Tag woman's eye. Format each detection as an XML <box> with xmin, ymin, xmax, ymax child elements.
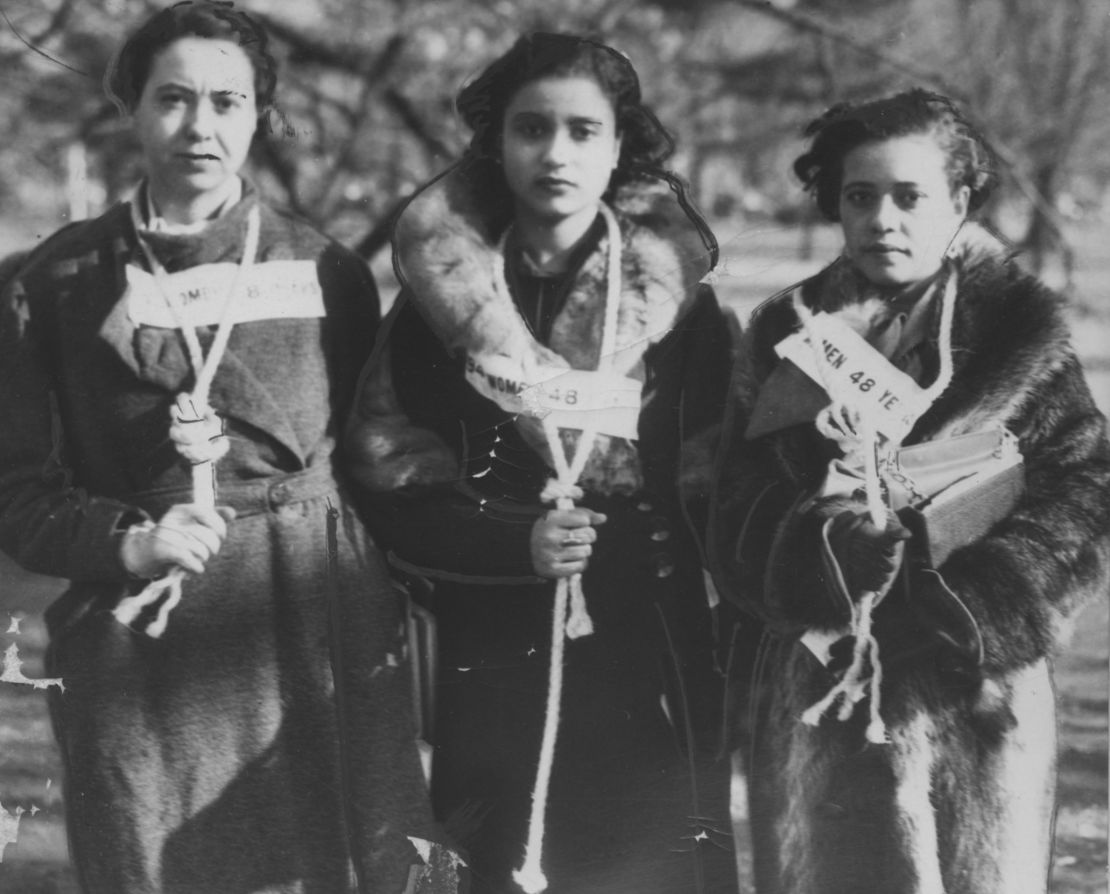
<box><xmin>159</xmin><ymin>93</ymin><xmax>187</xmax><ymax>108</ymax></box>
<box><xmin>513</xmin><ymin>119</ymin><xmax>547</xmax><ymax>139</ymax></box>
<box><xmin>896</xmin><ymin>190</ymin><xmax>925</xmax><ymax>210</ymax></box>
<box><xmin>844</xmin><ymin>190</ymin><xmax>873</xmax><ymax>208</ymax></box>
<box><xmin>571</xmin><ymin>125</ymin><xmax>598</xmax><ymax>141</ymax></box>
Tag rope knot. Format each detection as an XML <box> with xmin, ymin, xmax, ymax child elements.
<box><xmin>539</xmin><ymin>479</ymin><xmax>582</xmax><ymax>507</ymax></box>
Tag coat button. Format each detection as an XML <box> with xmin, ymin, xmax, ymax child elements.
<box><xmin>651</xmin><ymin>529</ymin><xmax>670</xmax><ymax>542</ymax></box>
<box><xmin>636</xmin><ymin>501</ymin><xmax>653</xmax><ymax>513</ymax></box>
<box><xmin>652</xmin><ymin>553</ymin><xmax>675</xmax><ymax>579</ymax></box>
<box><xmin>269</xmin><ymin>481</ymin><xmax>289</xmax><ymax>507</ymax></box>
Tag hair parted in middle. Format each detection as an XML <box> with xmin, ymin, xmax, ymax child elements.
<box><xmin>419</xmin><ymin>31</ymin><xmax>717</xmax><ymax>267</ymax></box>
<box><xmin>793</xmin><ymin>88</ymin><xmax>998</xmax><ymax>222</ymax></box>
<box><xmin>456</xmin><ymin>32</ymin><xmax>675</xmax><ymax>190</ymax></box>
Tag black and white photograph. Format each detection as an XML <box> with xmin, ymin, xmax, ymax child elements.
<box><xmin>0</xmin><ymin>1</ymin><xmax>1106</xmax><ymax>892</ymax></box>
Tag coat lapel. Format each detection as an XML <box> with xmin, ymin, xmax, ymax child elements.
<box><xmin>90</xmin><ymin>202</ymin><xmax>310</xmax><ymax>463</ymax></box>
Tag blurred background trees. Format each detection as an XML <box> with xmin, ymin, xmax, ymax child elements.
<box><xmin>1</xmin><ymin>0</ymin><xmax>1107</xmax><ymax>289</ymax></box>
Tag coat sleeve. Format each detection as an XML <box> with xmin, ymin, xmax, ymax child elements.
<box><xmin>709</xmin><ymin>297</ymin><xmax>845</xmax><ymax>632</ymax></box>
<box><xmin>934</xmin><ymin>351</ymin><xmax>1110</xmax><ymax>674</ymax></box>
<box><xmin>0</xmin><ymin>257</ymin><xmax>145</xmax><ymax>583</ymax></box>
<box><xmin>345</xmin><ymin>299</ymin><xmax>542</xmax><ymax>582</ymax></box>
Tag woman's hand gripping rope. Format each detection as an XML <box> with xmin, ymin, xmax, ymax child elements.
<box><xmin>530</xmin><ymin>487</ymin><xmax>607</xmax><ymax>580</ymax></box>
<box><xmin>113</xmin><ymin>396</ymin><xmax>235</xmax><ymax>637</ymax></box>
<box><xmin>805</xmin><ymin>403</ymin><xmax>901</xmax><ymax>743</ymax></box>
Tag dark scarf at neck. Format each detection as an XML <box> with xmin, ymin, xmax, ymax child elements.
<box><xmin>134</xmin><ymin>181</ymin><xmax>261</xmax><ymax>272</ymax></box>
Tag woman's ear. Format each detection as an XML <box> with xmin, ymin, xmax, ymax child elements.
<box><xmin>952</xmin><ymin>184</ymin><xmax>971</xmax><ymax>219</ymax></box>
<box><xmin>611</xmin><ymin>133</ymin><xmax>623</xmax><ymax>170</ymax></box>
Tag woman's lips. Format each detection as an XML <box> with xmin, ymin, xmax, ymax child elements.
<box><xmin>535</xmin><ymin>177</ymin><xmax>574</xmax><ymax>192</ymax></box>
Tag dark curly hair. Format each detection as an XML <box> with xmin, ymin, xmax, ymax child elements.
<box><xmin>454</xmin><ymin>32</ymin><xmax>675</xmax><ymax>214</ymax></box>
<box><xmin>105</xmin><ymin>0</ymin><xmax>277</xmax><ymax>121</ymax></box>
<box><xmin>793</xmin><ymin>89</ymin><xmax>997</xmax><ymax>221</ymax></box>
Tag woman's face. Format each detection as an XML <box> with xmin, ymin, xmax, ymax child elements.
<box><xmin>132</xmin><ymin>37</ymin><xmax>258</xmax><ymax>211</ymax></box>
<box><xmin>500</xmin><ymin>76</ymin><xmax>622</xmax><ymax>228</ymax></box>
<box><xmin>839</xmin><ymin>134</ymin><xmax>970</xmax><ymax>287</ymax></box>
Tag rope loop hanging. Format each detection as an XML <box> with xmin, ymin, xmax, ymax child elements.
<box><xmin>792</xmin><ymin>266</ymin><xmax>959</xmax><ymax>743</ymax></box>
<box><xmin>112</xmin><ymin>201</ymin><xmax>261</xmax><ymax>638</ymax></box>
<box><xmin>512</xmin><ymin>202</ymin><xmax>622</xmax><ymax>894</ymax></box>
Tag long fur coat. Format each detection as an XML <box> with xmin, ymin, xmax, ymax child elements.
<box><xmin>710</xmin><ymin>224</ymin><xmax>1110</xmax><ymax>894</ymax></box>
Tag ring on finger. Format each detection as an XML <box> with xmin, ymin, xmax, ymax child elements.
<box><xmin>561</xmin><ymin>535</ymin><xmax>583</xmax><ymax>547</ymax></box>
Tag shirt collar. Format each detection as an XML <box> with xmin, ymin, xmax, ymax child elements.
<box><xmin>140</xmin><ymin>178</ymin><xmax>244</xmax><ymax>235</ymax></box>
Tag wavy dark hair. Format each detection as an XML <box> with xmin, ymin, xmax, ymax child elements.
<box><xmin>104</xmin><ymin>0</ymin><xmax>277</xmax><ymax>124</ymax></box>
<box><xmin>453</xmin><ymin>33</ymin><xmax>677</xmax><ymax>220</ymax></box>
<box><xmin>793</xmin><ymin>88</ymin><xmax>998</xmax><ymax>221</ymax></box>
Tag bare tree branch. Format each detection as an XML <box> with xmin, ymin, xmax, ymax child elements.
<box><xmin>730</xmin><ymin>0</ymin><xmax>972</xmax><ymax>103</ymax></box>
<box><xmin>31</xmin><ymin>0</ymin><xmax>77</xmax><ymax>45</ymax></box>
<box><xmin>383</xmin><ymin>88</ymin><xmax>457</xmax><ymax>161</ymax></box>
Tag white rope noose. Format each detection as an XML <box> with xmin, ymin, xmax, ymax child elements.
<box><xmin>794</xmin><ymin>267</ymin><xmax>959</xmax><ymax>743</ymax></box>
<box><xmin>512</xmin><ymin>203</ymin><xmax>623</xmax><ymax>894</ymax></box>
<box><xmin>112</xmin><ymin>203</ymin><xmax>262</xmax><ymax>638</ymax></box>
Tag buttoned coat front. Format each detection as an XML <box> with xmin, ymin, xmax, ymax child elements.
<box><xmin>346</xmin><ymin>168</ymin><xmax>737</xmax><ymax>894</ymax></box>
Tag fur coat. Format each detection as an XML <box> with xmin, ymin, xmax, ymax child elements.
<box><xmin>345</xmin><ymin>167</ymin><xmax>738</xmax><ymax>893</ymax></box>
<box><xmin>710</xmin><ymin>224</ymin><xmax>1110</xmax><ymax>894</ymax></box>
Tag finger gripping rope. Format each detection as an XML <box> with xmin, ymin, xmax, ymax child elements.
<box><xmin>538</xmin><ymin>480</ymin><xmax>594</xmax><ymax>640</ymax></box>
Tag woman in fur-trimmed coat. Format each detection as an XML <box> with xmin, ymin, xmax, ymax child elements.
<box><xmin>346</xmin><ymin>32</ymin><xmax>736</xmax><ymax>894</ymax></box>
<box><xmin>710</xmin><ymin>90</ymin><xmax>1110</xmax><ymax>894</ymax></box>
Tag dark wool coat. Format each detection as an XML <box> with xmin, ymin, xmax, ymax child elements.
<box><xmin>346</xmin><ymin>168</ymin><xmax>738</xmax><ymax>894</ymax></box>
<box><xmin>710</xmin><ymin>225</ymin><xmax>1110</xmax><ymax>894</ymax></box>
<box><xmin>0</xmin><ymin>193</ymin><xmax>447</xmax><ymax>894</ymax></box>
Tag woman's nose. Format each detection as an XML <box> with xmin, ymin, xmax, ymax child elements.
<box><xmin>184</xmin><ymin>101</ymin><xmax>215</xmax><ymax>139</ymax></box>
<box><xmin>541</xmin><ymin>130</ymin><xmax>571</xmax><ymax>166</ymax></box>
<box><xmin>870</xmin><ymin>195</ymin><xmax>898</xmax><ymax>231</ymax></box>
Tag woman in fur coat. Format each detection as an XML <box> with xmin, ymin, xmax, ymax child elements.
<box><xmin>710</xmin><ymin>89</ymin><xmax>1110</xmax><ymax>894</ymax></box>
<box><xmin>0</xmin><ymin>4</ymin><xmax>446</xmax><ymax>891</ymax></box>
<box><xmin>346</xmin><ymin>32</ymin><xmax>736</xmax><ymax>894</ymax></box>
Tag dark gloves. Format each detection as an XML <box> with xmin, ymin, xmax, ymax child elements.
<box><xmin>822</xmin><ymin>508</ymin><xmax>911</xmax><ymax>596</ymax></box>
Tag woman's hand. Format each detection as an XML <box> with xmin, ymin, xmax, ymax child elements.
<box><xmin>120</xmin><ymin>504</ymin><xmax>237</xmax><ymax>579</ymax></box>
<box><xmin>531</xmin><ymin>507</ymin><xmax>607</xmax><ymax>579</ymax></box>
<box><xmin>825</xmin><ymin>508</ymin><xmax>910</xmax><ymax>595</ymax></box>
<box><xmin>168</xmin><ymin>394</ymin><xmax>229</xmax><ymax>465</ymax></box>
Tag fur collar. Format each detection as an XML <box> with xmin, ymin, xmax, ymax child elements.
<box><xmin>392</xmin><ymin>164</ymin><xmax>713</xmax><ymax>380</ymax></box>
<box><xmin>352</xmin><ymin>167</ymin><xmax>713</xmax><ymax>496</ymax></box>
<box><xmin>740</xmin><ymin>222</ymin><xmax>1078</xmax><ymax>445</ymax></box>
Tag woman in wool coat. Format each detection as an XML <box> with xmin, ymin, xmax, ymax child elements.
<box><xmin>710</xmin><ymin>88</ymin><xmax>1110</xmax><ymax>894</ymax></box>
<box><xmin>346</xmin><ymin>31</ymin><xmax>737</xmax><ymax>894</ymax></box>
<box><xmin>0</xmin><ymin>4</ymin><xmax>448</xmax><ymax>891</ymax></box>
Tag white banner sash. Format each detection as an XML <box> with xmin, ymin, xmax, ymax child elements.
<box><xmin>127</xmin><ymin>260</ymin><xmax>325</xmax><ymax>328</ymax></box>
<box><xmin>775</xmin><ymin>311</ymin><xmax>931</xmax><ymax>441</ymax></box>
<box><xmin>465</xmin><ymin>353</ymin><xmax>642</xmax><ymax>441</ymax></box>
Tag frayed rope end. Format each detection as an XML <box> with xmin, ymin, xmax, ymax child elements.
<box><xmin>112</xmin><ymin>571</ymin><xmax>183</xmax><ymax>639</ymax></box>
<box><xmin>865</xmin><ymin>719</ymin><xmax>888</xmax><ymax>744</ymax></box>
<box><xmin>513</xmin><ymin>861</ymin><xmax>548</xmax><ymax>894</ymax></box>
